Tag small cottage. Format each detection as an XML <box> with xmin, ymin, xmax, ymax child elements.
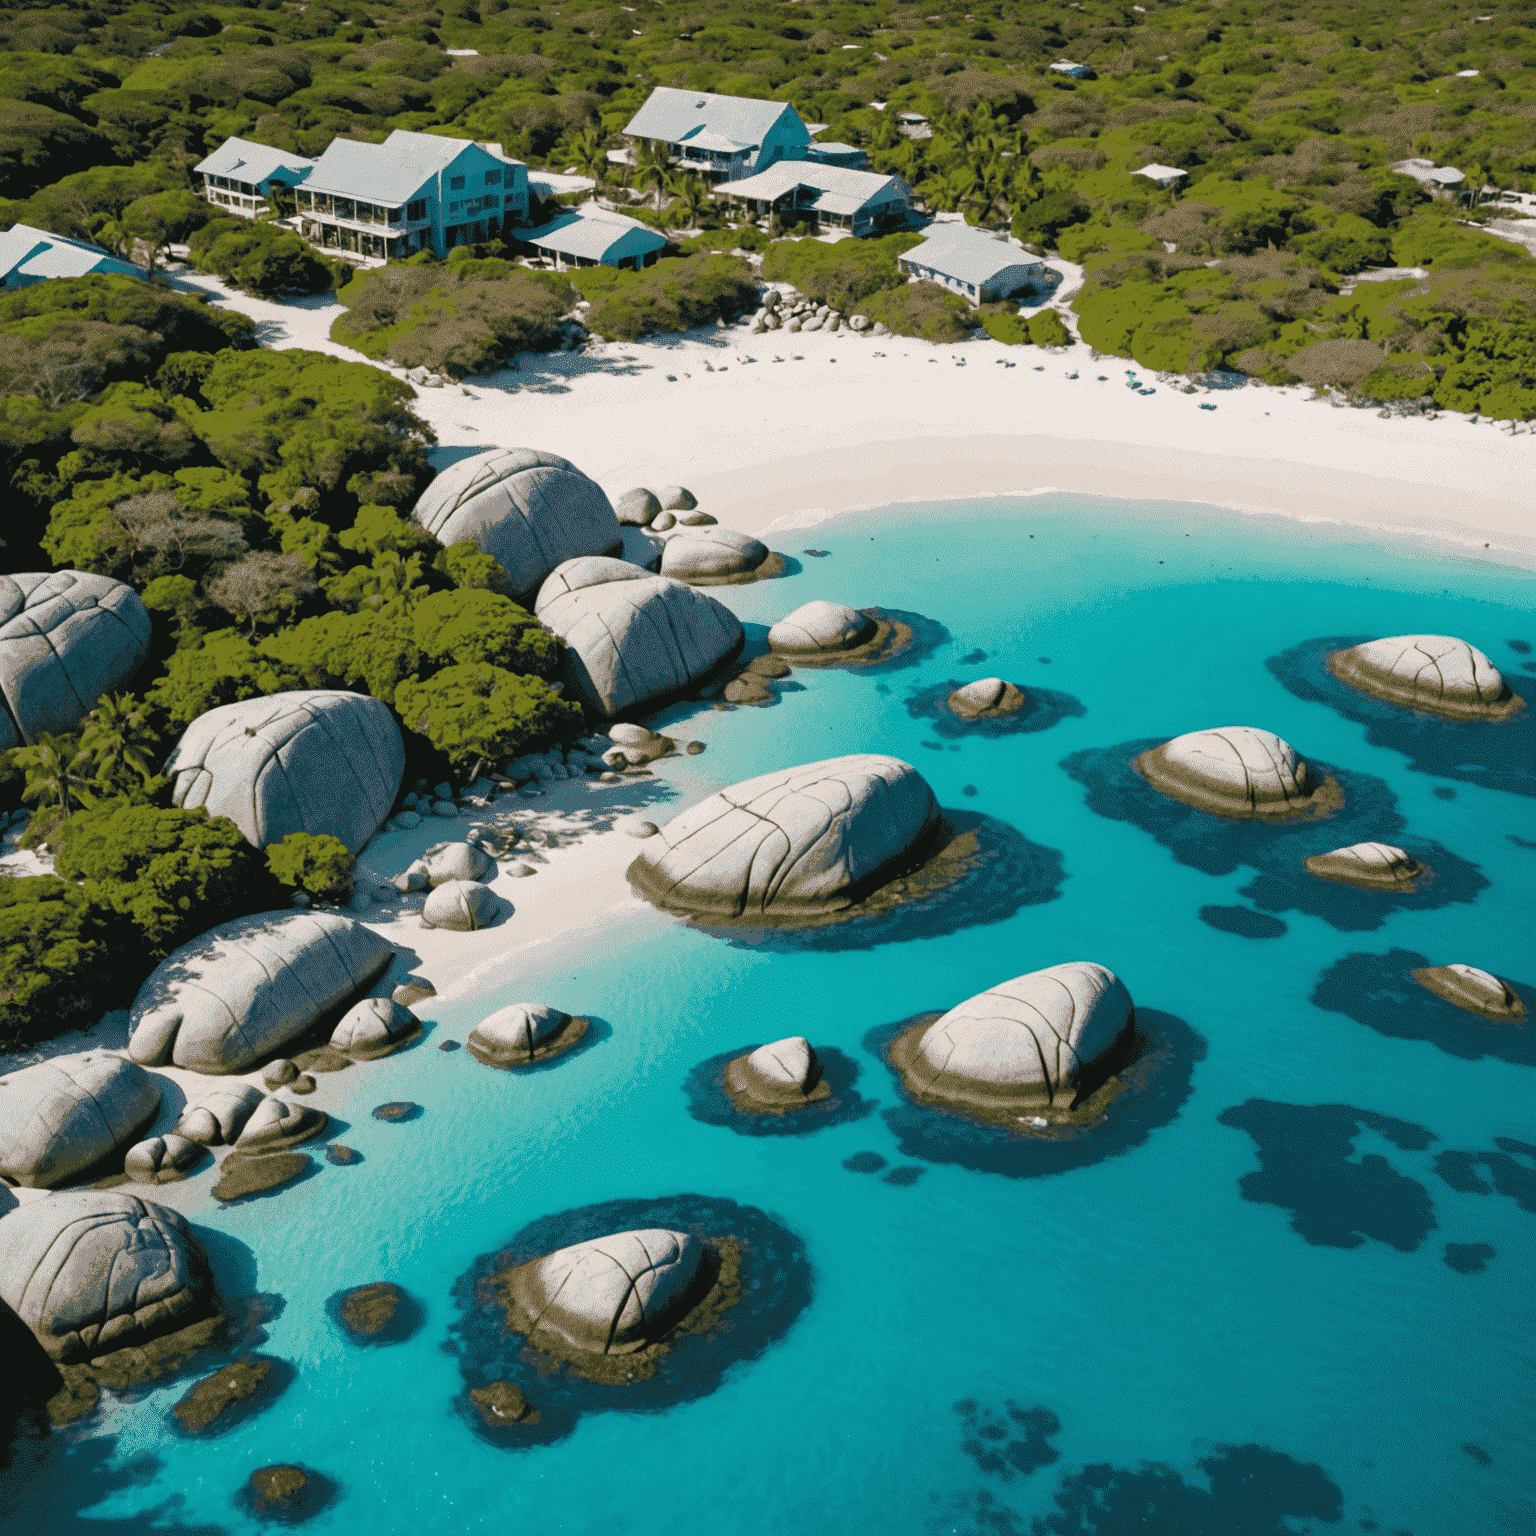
<box><xmin>897</xmin><ymin>226</ymin><xmax>1043</xmax><ymax>305</ymax></box>
<box><xmin>718</xmin><ymin>164</ymin><xmax>912</xmax><ymax>236</ymax></box>
<box><xmin>521</xmin><ymin>211</ymin><xmax>667</xmax><ymax>271</ymax></box>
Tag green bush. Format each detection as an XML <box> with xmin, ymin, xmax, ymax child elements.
<box><xmin>1012</xmin><ymin>191</ymin><xmax>1090</xmax><ymax>245</ymax></box>
<box><xmin>861</xmin><ymin>281</ymin><xmax>974</xmax><ymax>343</ymax></box>
<box><xmin>394</xmin><ymin>662</ymin><xmax>581</xmax><ymax>770</ymax></box>
<box><xmin>979</xmin><ymin>309</ymin><xmax>1029</xmax><ymax>345</ymax></box>
<box><xmin>143</xmin><ymin>629</ymin><xmax>303</xmax><ymax>731</ymax></box>
<box><xmin>0</xmin><ymin>877</ymin><xmax>122</xmax><ymax>1052</ymax></box>
<box><xmin>1028</xmin><ymin>310</ymin><xmax>1074</xmax><ymax>347</ymax></box>
<box><xmin>189</xmin><ymin>218</ymin><xmax>342</xmax><ymax>297</ymax></box>
<box><xmin>261</xmin><ymin>607</ymin><xmax>419</xmax><ymax>706</ymax></box>
<box><xmin>760</xmin><ymin>232</ymin><xmax>922</xmax><ymax>312</ymax></box>
<box><xmin>265</xmin><ymin>831</ymin><xmax>355</xmax><ymax>902</ymax></box>
<box><xmin>677</xmin><ymin>226</ymin><xmax>770</xmax><ymax>255</ymax></box>
<box><xmin>411</xmin><ymin>588</ymin><xmax>559</xmax><ymax>676</ymax></box>
<box><xmin>577</xmin><ymin>254</ymin><xmax>758</xmax><ymax>341</ymax></box>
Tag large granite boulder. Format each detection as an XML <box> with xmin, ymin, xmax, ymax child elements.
<box><xmin>899</xmin><ymin>962</ymin><xmax>1133</xmax><ymax>1111</ymax></box>
<box><xmin>1413</xmin><ymin>964</ymin><xmax>1527</xmax><ymax>1022</ymax></box>
<box><xmin>467</xmin><ymin>1002</ymin><xmax>582</xmax><ymax>1066</ymax></box>
<box><xmin>657</xmin><ymin>486</ymin><xmax>696</xmax><ymax>512</ymax></box>
<box><xmin>507</xmin><ymin>1229</ymin><xmax>703</xmax><ymax>1354</ymax></box>
<box><xmin>0</xmin><ymin>1053</ymin><xmax>160</xmax><ymax>1188</ymax></box>
<box><xmin>0</xmin><ymin>1190</ymin><xmax>211</xmax><ymax>1361</ymax></box>
<box><xmin>947</xmin><ymin>678</ymin><xmax>1027</xmax><ymax>720</ymax></box>
<box><xmin>629</xmin><ymin>753</ymin><xmax>940</xmax><ymax>921</ymax></box>
<box><xmin>421</xmin><ymin>879</ymin><xmax>498</xmax><ymax>930</ymax></box>
<box><xmin>175</xmin><ymin>1083</ymin><xmax>264</xmax><ymax>1144</ymax></box>
<box><xmin>411</xmin><ymin>449</ymin><xmax>622</xmax><ymax>600</ymax></box>
<box><xmin>768</xmin><ymin>600</ymin><xmax>874</xmax><ymax>656</ymax></box>
<box><xmin>659</xmin><ymin>525</ymin><xmax>774</xmax><ymax>585</ymax></box>
<box><xmin>1305</xmin><ymin>841</ymin><xmax>1423</xmax><ymax>890</ymax></box>
<box><xmin>1136</xmin><ymin>726</ymin><xmax>1331</xmax><ymax>818</ymax></box>
<box><xmin>1329</xmin><ymin>635</ymin><xmax>1525</xmax><ymax>722</ymax></box>
<box><xmin>331</xmin><ymin>997</ymin><xmax>419</xmax><ymax>1059</ymax></box>
<box><xmin>535</xmin><ymin>557</ymin><xmax>743</xmax><ymax>718</ymax></box>
<box><xmin>166</xmin><ymin>690</ymin><xmax>404</xmax><ymax>854</ymax></box>
<box><xmin>419</xmin><ymin>841</ymin><xmax>492</xmax><ymax>886</ymax></box>
<box><xmin>0</xmin><ymin>571</ymin><xmax>151</xmax><ymax>751</ymax></box>
<box><xmin>725</xmin><ymin>1036</ymin><xmax>829</xmax><ymax>1112</ymax></box>
<box><xmin>128</xmin><ymin>911</ymin><xmax>394</xmax><ymax>1074</ymax></box>
<box><xmin>614</xmin><ymin>488</ymin><xmax>662</xmax><ymax>526</ymax></box>
<box><xmin>123</xmin><ymin>1134</ymin><xmax>203</xmax><ymax>1184</ymax></box>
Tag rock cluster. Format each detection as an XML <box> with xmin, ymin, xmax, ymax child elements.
<box><xmin>166</xmin><ymin>690</ymin><xmax>404</xmax><ymax>854</ymax></box>
<box><xmin>0</xmin><ymin>1053</ymin><xmax>160</xmax><ymax>1188</ymax></box>
<box><xmin>628</xmin><ymin>753</ymin><xmax>941</xmax><ymax>922</ymax></box>
<box><xmin>129</xmin><ymin>911</ymin><xmax>394</xmax><ymax>1074</ymax></box>
<box><xmin>0</xmin><ymin>570</ymin><xmax>151</xmax><ymax>750</ymax></box>
<box><xmin>615</xmin><ymin>488</ymin><xmax>662</xmax><ymax>526</ymax></box>
<box><xmin>747</xmin><ymin>289</ymin><xmax>876</xmax><ymax>334</ymax></box>
<box><xmin>614</xmin><ymin>486</ymin><xmax>699</xmax><ymax>526</ymax></box>
<box><xmin>175</xmin><ymin>1083</ymin><xmax>326</xmax><ymax>1152</ymax></box>
<box><xmin>1136</xmin><ymin>726</ymin><xmax>1335</xmax><ymax>819</ymax></box>
<box><xmin>724</xmin><ymin>1036</ymin><xmax>829</xmax><ymax>1114</ymax></box>
<box><xmin>397</xmin><ymin>840</ymin><xmax>492</xmax><ymax>892</ymax></box>
<box><xmin>330</xmin><ymin>997</ymin><xmax>419</xmax><ymax>1059</ymax></box>
<box><xmin>1305</xmin><ymin>842</ymin><xmax>1424</xmax><ymax>890</ymax></box>
<box><xmin>535</xmin><ymin>556</ymin><xmax>743</xmax><ymax>717</ymax></box>
<box><xmin>895</xmin><ymin>962</ymin><xmax>1134</xmax><ymax>1116</ymax></box>
<box><xmin>0</xmin><ymin>1190</ymin><xmax>211</xmax><ymax>1361</ymax></box>
<box><xmin>1413</xmin><ymin>964</ymin><xmax>1527</xmax><ymax>1021</ymax></box>
<box><xmin>467</xmin><ymin>1002</ymin><xmax>588</xmax><ymax>1066</ymax></box>
<box><xmin>410</xmin><ymin>448</ymin><xmax>623</xmax><ymax>600</ymax></box>
<box><xmin>947</xmin><ymin>678</ymin><xmax>1027</xmax><ymax>720</ymax></box>
<box><xmin>1329</xmin><ymin>635</ymin><xmax>1525</xmax><ymax>722</ymax></box>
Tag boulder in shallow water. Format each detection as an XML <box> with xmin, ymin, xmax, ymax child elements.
<box><xmin>1136</xmin><ymin>726</ymin><xmax>1334</xmax><ymax>819</ymax></box>
<box><xmin>165</xmin><ymin>690</ymin><xmax>404</xmax><ymax>854</ymax></box>
<box><xmin>629</xmin><ymin>753</ymin><xmax>940</xmax><ymax>922</ymax></box>
<box><xmin>467</xmin><ymin>1002</ymin><xmax>585</xmax><ymax>1066</ymax></box>
<box><xmin>507</xmin><ymin>1228</ymin><xmax>703</xmax><ymax>1355</ymax></box>
<box><xmin>1413</xmin><ymin>964</ymin><xmax>1526</xmax><ymax>1022</ymax></box>
<box><xmin>1305</xmin><ymin>842</ymin><xmax>1423</xmax><ymax>890</ymax></box>
<box><xmin>1329</xmin><ymin>635</ymin><xmax>1525</xmax><ymax>722</ymax></box>
<box><xmin>0</xmin><ymin>1053</ymin><xmax>160</xmax><ymax>1188</ymax></box>
<box><xmin>768</xmin><ymin>600</ymin><xmax>875</xmax><ymax>656</ymax></box>
<box><xmin>129</xmin><ymin>911</ymin><xmax>393</xmax><ymax>1075</ymax></box>
<box><xmin>660</xmin><ymin>526</ymin><xmax>775</xmax><ymax>585</ymax></box>
<box><xmin>899</xmin><ymin>961</ymin><xmax>1134</xmax><ymax>1113</ymax></box>
<box><xmin>421</xmin><ymin>879</ymin><xmax>499</xmax><ymax>931</ymax></box>
<box><xmin>331</xmin><ymin>997</ymin><xmax>419</xmax><ymax>1059</ymax></box>
<box><xmin>123</xmin><ymin>1133</ymin><xmax>203</xmax><ymax>1185</ymax></box>
<box><xmin>725</xmin><ymin>1036</ymin><xmax>829</xmax><ymax>1113</ymax></box>
<box><xmin>614</xmin><ymin>488</ymin><xmax>662</xmax><ymax>526</ymax></box>
<box><xmin>947</xmin><ymin>677</ymin><xmax>1027</xmax><ymax>720</ymax></box>
<box><xmin>234</xmin><ymin>1096</ymin><xmax>326</xmax><ymax>1153</ymax></box>
<box><xmin>0</xmin><ymin>1190</ymin><xmax>211</xmax><ymax>1361</ymax></box>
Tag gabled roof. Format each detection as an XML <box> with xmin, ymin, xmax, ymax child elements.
<box><xmin>523</xmin><ymin>211</ymin><xmax>667</xmax><ymax>262</ymax></box>
<box><xmin>900</xmin><ymin>225</ymin><xmax>1041</xmax><ymax>285</ymax></box>
<box><xmin>623</xmin><ymin>87</ymin><xmax>807</xmax><ymax>151</ymax></box>
<box><xmin>0</xmin><ymin>223</ymin><xmax>143</xmax><ymax>284</ymax></box>
<box><xmin>720</xmin><ymin>162</ymin><xmax>907</xmax><ymax>214</ymax></box>
<box><xmin>305</xmin><ymin>130</ymin><xmax>521</xmax><ymax>205</ymax></box>
<box><xmin>194</xmin><ymin>136</ymin><xmax>316</xmax><ymax>183</ymax></box>
<box><xmin>1132</xmin><ymin>163</ymin><xmax>1187</xmax><ymax>183</ymax></box>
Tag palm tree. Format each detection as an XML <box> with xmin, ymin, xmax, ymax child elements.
<box><xmin>15</xmin><ymin>733</ymin><xmax>92</xmax><ymax>815</ymax></box>
<box><xmin>670</xmin><ymin>174</ymin><xmax>709</xmax><ymax>230</ymax></box>
<box><xmin>635</xmin><ymin>141</ymin><xmax>671</xmax><ymax>212</ymax></box>
<box><xmin>77</xmin><ymin>694</ymin><xmax>161</xmax><ymax>800</ymax></box>
<box><xmin>572</xmin><ymin>127</ymin><xmax>607</xmax><ymax>188</ymax></box>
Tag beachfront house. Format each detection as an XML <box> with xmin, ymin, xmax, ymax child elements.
<box><xmin>623</xmin><ymin>87</ymin><xmax>812</xmax><ymax>182</ymax></box>
<box><xmin>194</xmin><ymin>138</ymin><xmax>316</xmax><ymax>219</ymax></box>
<box><xmin>1132</xmin><ymin>163</ymin><xmax>1187</xmax><ymax>190</ymax></box>
<box><xmin>717</xmin><ymin>163</ymin><xmax>912</xmax><ymax>236</ymax></box>
<box><xmin>897</xmin><ymin>226</ymin><xmax>1043</xmax><ymax>305</ymax></box>
<box><xmin>293</xmin><ymin>130</ymin><xmax>529</xmax><ymax>260</ymax></box>
<box><xmin>521</xmin><ymin>210</ymin><xmax>666</xmax><ymax>272</ymax></box>
<box><xmin>0</xmin><ymin>224</ymin><xmax>144</xmax><ymax>289</ymax></box>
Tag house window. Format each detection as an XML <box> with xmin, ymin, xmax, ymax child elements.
<box><xmin>407</xmin><ymin>199</ymin><xmax>426</xmax><ymax>220</ymax></box>
<box><xmin>484</xmin><ymin>169</ymin><xmax>502</xmax><ymax>185</ymax></box>
<box><xmin>449</xmin><ymin>201</ymin><xmax>462</xmax><ymax>213</ymax></box>
<box><xmin>449</xmin><ymin>175</ymin><xmax>465</xmax><ymax>190</ymax></box>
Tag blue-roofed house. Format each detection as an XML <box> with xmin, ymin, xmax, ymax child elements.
<box><xmin>193</xmin><ymin>137</ymin><xmax>316</xmax><ymax>219</ymax></box>
<box><xmin>896</xmin><ymin>225</ymin><xmax>1044</xmax><ymax>305</ymax></box>
<box><xmin>0</xmin><ymin>224</ymin><xmax>145</xmax><ymax>290</ymax></box>
<box><xmin>717</xmin><ymin>163</ymin><xmax>913</xmax><ymax>237</ymax></box>
<box><xmin>292</xmin><ymin>129</ymin><xmax>529</xmax><ymax>260</ymax></box>
<box><xmin>623</xmin><ymin>88</ymin><xmax>812</xmax><ymax>181</ymax></box>
<box><xmin>520</xmin><ymin>210</ymin><xmax>667</xmax><ymax>272</ymax></box>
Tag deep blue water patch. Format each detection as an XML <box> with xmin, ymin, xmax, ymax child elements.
<box><xmin>1216</xmin><ymin>1101</ymin><xmax>1438</xmax><ymax>1252</ymax></box>
<box><xmin>1264</xmin><ymin>636</ymin><xmax>1536</xmax><ymax>800</ymax></box>
<box><xmin>903</xmin><ymin>679</ymin><xmax>1087</xmax><ymax>739</ymax></box>
<box><xmin>955</xmin><ymin>1400</ymin><xmax>1061</xmax><ymax>1482</ymax></box>
<box><xmin>881</xmin><ymin>1164</ymin><xmax>925</xmax><ymax>1187</ymax></box>
<box><xmin>867</xmin><ymin>1008</ymin><xmax>1204</xmax><ymax>1179</ymax></box>
<box><xmin>682</xmin><ymin>1046</ymin><xmax>875</xmax><ymax>1136</ymax></box>
<box><xmin>1463</xmin><ymin>1443</ymin><xmax>1494</xmax><ymax>1466</ymax></box>
<box><xmin>961</xmin><ymin>648</ymin><xmax>987</xmax><ymax>665</ymax></box>
<box><xmin>1443</xmin><ymin>1243</ymin><xmax>1496</xmax><ymax>1275</ymax></box>
<box><xmin>1198</xmin><ymin>905</ymin><xmax>1288</xmax><ymax>940</ymax></box>
<box><xmin>1311</xmin><ymin>951</ymin><xmax>1536</xmax><ymax>1067</ymax></box>
<box><xmin>842</xmin><ymin>1151</ymin><xmax>887</xmax><ymax>1174</ymax></box>
<box><xmin>446</xmin><ymin>1194</ymin><xmax>812</xmax><ymax>1450</ymax></box>
<box><xmin>1509</xmin><ymin>640</ymin><xmax>1533</xmax><ymax>656</ymax></box>
<box><xmin>1433</xmin><ymin>1139</ymin><xmax>1536</xmax><ymax>1213</ymax></box>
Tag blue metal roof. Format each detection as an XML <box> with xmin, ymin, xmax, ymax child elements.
<box><xmin>0</xmin><ymin>223</ymin><xmax>144</xmax><ymax>285</ymax></box>
<box><xmin>194</xmin><ymin>136</ymin><xmax>315</xmax><ymax>184</ymax></box>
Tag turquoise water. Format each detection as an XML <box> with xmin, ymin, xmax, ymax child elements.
<box><xmin>7</xmin><ymin>494</ymin><xmax>1534</xmax><ymax>1536</ymax></box>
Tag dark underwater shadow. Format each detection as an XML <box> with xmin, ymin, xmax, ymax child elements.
<box><xmin>857</xmin><ymin>608</ymin><xmax>952</xmax><ymax>673</ymax></box>
<box><xmin>1216</xmin><ymin>1100</ymin><xmax>1437</xmax><ymax>1252</ymax></box>
<box><xmin>1198</xmin><ymin>905</ymin><xmax>1288</xmax><ymax>940</ymax></box>
<box><xmin>1311</xmin><ymin>950</ymin><xmax>1536</xmax><ymax>1066</ymax></box>
<box><xmin>697</xmin><ymin>811</ymin><xmax>1066</xmax><ymax>955</ymax></box>
<box><xmin>865</xmin><ymin>1008</ymin><xmax>1204</xmax><ymax>1179</ymax></box>
<box><xmin>1061</xmin><ymin>741</ymin><xmax>1487</xmax><ymax>931</ymax></box>
<box><xmin>903</xmin><ymin>680</ymin><xmax>1087</xmax><ymax>739</ymax></box>
<box><xmin>1434</xmin><ymin>1138</ymin><xmax>1536</xmax><ymax>1214</ymax></box>
<box><xmin>445</xmin><ymin>1193</ymin><xmax>812</xmax><ymax>1452</ymax></box>
<box><xmin>1265</xmin><ymin>634</ymin><xmax>1536</xmax><ymax>799</ymax></box>
<box><xmin>324</xmin><ymin>1284</ymin><xmax>426</xmax><ymax>1349</ymax></box>
<box><xmin>682</xmin><ymin>1046</ymin><xmax>876</xmax><ymax>1136</ymax></box>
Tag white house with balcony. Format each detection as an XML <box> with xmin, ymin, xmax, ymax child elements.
<box><xmin>194</xmin><ymin>138</ymin><xmax>316</xmax><ymax>218</ymax></box>
<box><xmin>292</xmin><ymin>130</ymin><xmax>529</xmax><ymax>260</ymax></box>
<box><xmin>623</xmin><ymin>88</ymin><xmax>812</xmax><ymax>182</ymax></box>
<box><xmin>897</xmin><ymin>225</ymin><xmax>1043</xmax><ymax>305</ymax></box>
<box><xmin>718</xmin><ymin>163</ymin><xmax>913</xmax><ymax>237</ymax></box>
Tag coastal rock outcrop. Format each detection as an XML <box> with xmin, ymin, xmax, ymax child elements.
<box><xmin>657</xmin><ymin>486</ymin><xmax>697</xmax><ymax>512</ymax></box>
<box><xmin>615</xmin><ymin>488</ymin><xmax>662</xmax><ymax>526</ymax></box>
<box><xmin>128</xmin><ymin>911</ymin><xmax>394</xmax><ymax>1074</ymax></box>
<box><xmin>411</xmin><ymin>449</ymin><xmax>622</xmax><ymax>600</ymax></box>
<box><xmin>1305</xmin><ymin>842</ymin><xmax>1424</xmax><ymax>890</ymax></box>
<box><xmin>175</xmin><ymin>1084</ymin><xmax>324</xmax><ymax>1150</ymax></box>
<box><xmin>331</xmin><ymin>997</ymin><xmax>419</xmax><ymax>1059</ymax></box>
<box><xmin>505</xmin><ymin>1228</ymin><xmax>704</xmax><ymax>1355</ymax></box>
<box><xmin>628</xmin><ymin>753</ymin><xmax>941</xmax><ymax>922</ymax></box>
<box><xmin>0</xmin><ymin>570</ymin><xmax>151</xmax><ymax>750</ymax></box>
<box><xmin>1413</xmin><ymin>963</ymin><xmax>1527</xmax><ymax>1021</ymax></box>
<box><xmin>421</xmin><ymin>879</ymin><xmax>498</xmax><ymax>930</ymax></box>
<box><xmin>1136</xmin><ymin>726</ymin><xmax>1335</xmax><ymax>818</ymax></box>
<box><xmin>535</xmin><ymin>557</ymin><xmax>743</xmax><ymax>717</ymax></box>
<box><xmin>659</xmin><ymin>525</ymin><xmax>776</xmax><ymax>585</ymax></box>
<box><xmin>895</xmin><ymin>962</ymin><xmax>1134</xmax><ymax>1113</ymax></box>
<box><xmin>123</xmin><ymin>1134</ymin><xmax>203</xmax><ymax>1184</ymax></box>
<box><xmin>947</xmin><ymin>678</ymin><xmax>1027</xmax><ymax>719</ymax></box>
<box><xmin>1329</xmin><ymin>635</ymin><xmax>1525</xmax><ymax>722</ymax></box>
<box><xmin>724</xmin><ymin>1036</ymin><xmax>829</xmax><ymax>1113</ymax></box>
<box><xmin>0</xmin><ymin>1190</ymin><xmax>211</xmax><ymax>1361</ymax></box>
<box><xmin>467</xmin><ymin>1002</ymin><xmax>587</xmax><ymax>1066</ymax></box>
<box><xmin>0</xmin><ymin>1053</ymin><xmax>160</xmax><ymax>1188</ymax></box>
<box><xmin>767</xmin><ymin>600</ymin><xmax>874</xmax><ymax>656</ymax></box>
<box><xmin>166</xmin><ymin>691</ymin><xmax>404</xmax><ymax>854</ymax></box>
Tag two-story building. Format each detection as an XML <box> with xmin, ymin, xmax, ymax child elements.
<box><xmin>623</xmin><ymin>88</ymin><xmax>812</xmax><ymax>182</ymax></box>
<box><xmin>193</xmin><ymin>138</ymin><xmax>316</xmax><ymax>218</ymax></box>
<box><xmin>292</xmin><ymin>130</ymin><xmax>529</xmax><ymax>260</ymax></box>
<box><xmin>717</xmin><ymin>164</ymin><xmax>913</xmax><ymax>237</ymax></box>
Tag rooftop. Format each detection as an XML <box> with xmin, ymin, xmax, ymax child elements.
<box><xmin>1132</xmin><ymin>163</ymin><xmax>1187</xmax><ymax>183</ymax></box>
<box><xmin>623</xmin><ymin>87</ymin><xmax>804</xmax><ymax>151</ymax></box>
<box><xmin>522</xmin><ymin>210</ymin><xmax>667</xmax><ymax>262</ymax></box>
<box><xmin>901</xmin><ymin>224</ymin><xmax>1041</xmax><ymax>285</ymax></box>
<box><xmin>720</xmin><ymin>161</ymin><xmax>906</xmax><ymax>216</ymax></box>
<box><xmin>305</xmin><ymin>130</ymin><xmax>521</xmax><ymax>205</ymax></box>
<box><xmin>0</xmin><ymin>223</ymin><xmax>144</xmax><ymax>283</ymax></box>
<box><xmin>194</xmin><ymin>136</ymin><xmax>316</xmax><ymax>184</ymax></box>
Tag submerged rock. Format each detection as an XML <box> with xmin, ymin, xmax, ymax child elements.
<box><xmin>0</xmin><ymin>1053</ymin><xmax>159</xmax><ymax>1188</ymax></box>
<box><xmin>0</xmin><ymin>1190</ymin><xmax>211</xmax><ymax>1361</ymax></box>
<box><xmin>469</xmin><ymin>1380</ymin><xmax>538</xmax><ymax>1428</ymax></box>
<box><xmin>1329</xmin><ymin>635</ymin><xmax>1525</xmax><ymax>722</ymax></box>
<box><xmin>628</xmin><ymin>753</ymin><xmax>940</xmax><ymax>922</ymax></box>
<box><xmin>896</xmin><ymin>962</ymin><xmax>1134</xmax><ymax>1115</ymax></box>
<box><xmin>1136</xmin><ymin>726</ymin><xmax>1335</xmax><ymax>819</ymax></box>
<box><xmin>331</xmin><ymin>997</ymin><xmax>419</xmax><ymax>1059</ymax></box>
<box><xmin>211</xmin><ymin>1151</ymin><xmax>310</xmax><ymax>1201</ymax></box>
<box><xmin>1413</xmin><ymin>964</ymin><xmax>1527</xmax><ymax>1022</ymax></box>
<box><xmin>421</xmin><ymin>879</ymin><xmax>499</xmax><ymax>930</ymax></box>
<box><xmin>128</xmin><ymin>911</ymin><xmax>393</xmax><ymax>1075</ymax></box>
<box><xmin>947</xmin><ymin>677</ymin><xmax>1027</xmax><ymax>720</ymax></box>
<box><xmin>1305</xmin><ymin>841</ymin><xmax>1424</xmax><ymax>890</ymax></box>
<box><xmin>247</xmin><ymin>1465</ymin><xmax>329</xmax><ymax>1520</ymax></box>
<box><xmin>724</xmin><ymin>1036</ymin><xmax>829</xmax><ymax>1113</ymax></box>
<box><xmin>172</xmin><ymin>1357</ymin><xmax>276</xmax><ymax>1434</ymax></box>
<box><xmin>660</xmin><ymin>526</ymin><xmax>776</xmax><ymax>585</ymax></box>
<box><xmin>468</xmin><ymin>1003</ymin><xmax>587</xmax><ymax>1067</ymax></box>
<box><xmin>331</xmin><ymin>1281</ymin><xmax>412</xmax><ymax>1344</ymax></box>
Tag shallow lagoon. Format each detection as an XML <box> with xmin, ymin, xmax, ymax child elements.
<box><xmin>7</xmin><ymin>494</ymin><xmax>1533</xmax><ymax>1536</ymax></box>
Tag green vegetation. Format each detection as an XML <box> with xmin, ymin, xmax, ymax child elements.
<box><xmin>762</xmin><ymin>233</ymin><xmax>922</xmax><ymax>311</ymax></box>
<box><xmin>394</xmin><ymin>663</ymin><xmax>580</xmax><ymax>771</ymax></box>
<box><xmin>574</xmin><ymin>253</ymin><xmax>758</xmax><ymax>341</ymax></box>
<box><xmin>265</xmin><ymin>831</ymin><xmax>355</xmax><ymax>903</ymax></box>
<box><xmin>0</xmin><ymin>875</ymin><xmax>121</xmax><ymax>1052</ymax></box>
